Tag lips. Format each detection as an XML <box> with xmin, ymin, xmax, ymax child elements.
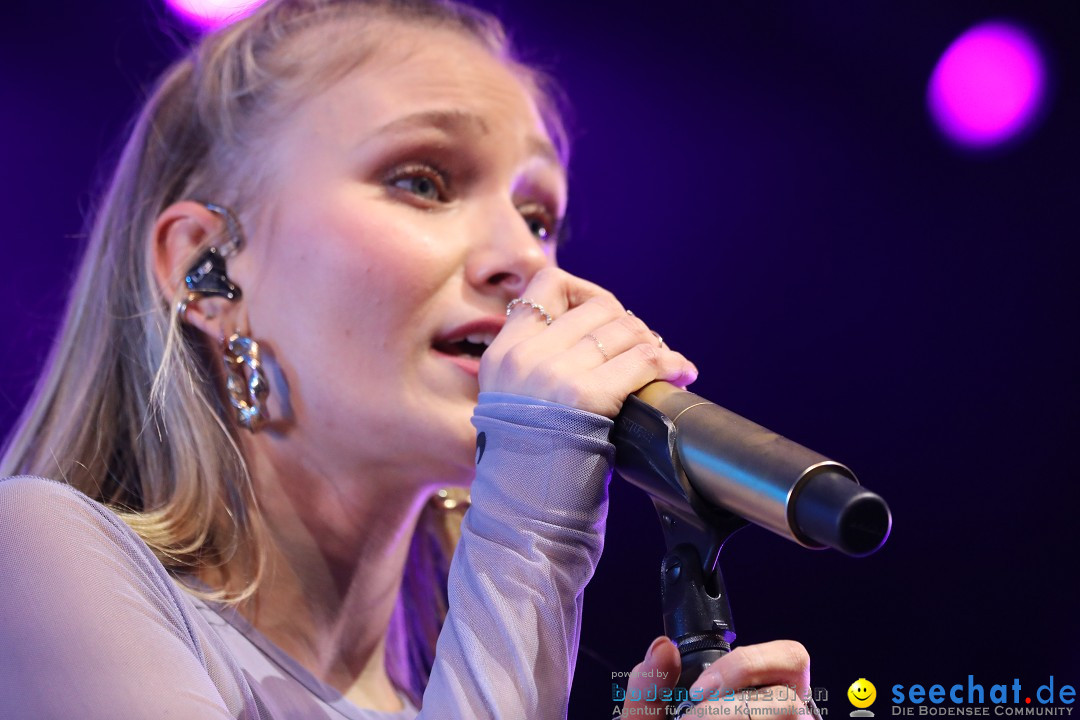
<box><xmin>432</xmin><ymin>317</ymin><xmax>504</xmax><ymax>376</ymax></box>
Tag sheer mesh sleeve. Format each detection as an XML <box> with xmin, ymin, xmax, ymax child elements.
<box><xmin>0</xmin><ymin>393</ymin><xmax>614</xmax><ymax>719</ymax></box>
<box><xmin>421</xmin><ymin>392</ymin><xmax>615</xmax><ymax>718</ymax></box>
<box><xmin>0</xmin><ymin>475</ymin><xmax>256</xmax><ymax>719</ymax></box>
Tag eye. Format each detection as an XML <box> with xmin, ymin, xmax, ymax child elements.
<box><xmin>385</xmin><ymin>163</ymin><xmax>449</xmax><ymax>202</ymax></box>
<box><xmin>518</xmin><ymin>202</ymin><xmax>560</xmax><ymax>243</ymax></box>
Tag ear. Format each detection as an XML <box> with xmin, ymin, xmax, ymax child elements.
<box><xmin>152</xmin><ymin>200</ymin><xmax>240</xmax><ymax>341</ymax></box>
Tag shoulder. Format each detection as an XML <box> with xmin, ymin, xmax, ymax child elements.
<box><xmin>0</xmin><ymin>475</ymin><xmax>249</xmax><ymax>716</ymax></box>
<box><xmin>0</xmin><ymin>474</ymin><xmax>141</xmax><ymax>554</ymax></box>
<box><xmin>1</xmin><ymin>473</ymin><xmax>106</xmax><ymax>528</ymax></box>
<box><xmin>1</xmin><ymin>472</ymin><xmax>108</xmax><ymax>512</ymax></box>
<box><xmin>0</xmin><ymin>474</ymin><xmax>183</xmax><ymax>617</ymax></box>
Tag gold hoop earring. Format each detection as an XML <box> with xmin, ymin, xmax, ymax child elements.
<box><xmin>224</xmin><ymin>332</ymin><xmax>270</xmax><ymax>431</ymax></box>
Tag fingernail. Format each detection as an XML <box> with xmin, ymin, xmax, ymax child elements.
<box><xmin>646</xmin><ymin>636</ymin><xmax>669</xmax><ymax>662</ymax></box>
<box><xmin>697</xmin><ymin>668</ymin><xmax>724</xmax><ymax>691</ymax></box>
<box><xmin>674</xmin><ymin>366</ymin><xmax>698</xmax><ymax>390</ymax></box>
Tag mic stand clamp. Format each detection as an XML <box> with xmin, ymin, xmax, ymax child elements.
<box><xmin>660</xmin><ymin>527</ymin><xmax>738</xmax><ymax>691</ymax></box>
<box><xmin>613</xmin><ymin>394</ymin><xmax>749</xmax><ymax>694</ymax></box>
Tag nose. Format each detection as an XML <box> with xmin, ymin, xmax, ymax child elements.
<box><xmin>464</xmin><ymin>202</ymin><xmax>551</xmax><ymax>299</ymax></box>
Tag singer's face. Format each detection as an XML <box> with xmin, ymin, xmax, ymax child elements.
<box><xmin>237</xmin><ymin>22</ymin><xmax>565</xmax><ymax>489</ymax></box>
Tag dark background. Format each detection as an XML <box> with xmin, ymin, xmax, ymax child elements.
<box><xmin>2</xmin><ymin>1</ymin><xmax>1077</xmax><ymax>717</ymax></box>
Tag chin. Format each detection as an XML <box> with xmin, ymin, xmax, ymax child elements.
<box><xmin>409</xmin><ymin>398</ymin><xmax>480</xmax><ymax>485</ymax></box>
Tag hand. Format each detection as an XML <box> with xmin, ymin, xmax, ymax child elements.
<box><xmin>480</xmin><ymin>268</ymin><xmax>698</xmax><ymax>417</ymax></box>
<box><xmin>621</xmin><ymin>635</ymin><xmax>682</xmax><ymax>715</ymax></box>
<box><xmin>622</xmin><ymin>638</ymin><xmax>812</xmax><ymax>718</ymax></box>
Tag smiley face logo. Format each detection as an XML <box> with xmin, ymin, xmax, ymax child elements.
<box><xmin>848</xmin><ymin>679</ymin><xmax>877</xmax><ymax>709</ymax></box>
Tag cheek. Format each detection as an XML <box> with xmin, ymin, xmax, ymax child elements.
<box><xmin>246</xmin><ymin>200</ymin><xmax>459</xmax><ymax>385</ymax></box>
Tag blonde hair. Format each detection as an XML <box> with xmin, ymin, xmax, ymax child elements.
<box><xmin>0</xmin><ymin>0</ymin><xmax>568</xmax><ymax>703</ymax></box>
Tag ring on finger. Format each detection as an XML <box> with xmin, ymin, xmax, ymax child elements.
<box><xmin>585</xmin><ymin>332</ymin><xmax>610</xmax><ymax>361</ymax></box>
<box><xmin>506</xmin><ymin>297</ymin><xmax>553</xmax><ymax>326</ymax></box>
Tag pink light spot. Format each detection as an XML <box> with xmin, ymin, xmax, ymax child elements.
<box><xmin>928</xmin><ymin>21</ymin><xmax>1046</xmax><ymax>149</ymax></box>
<box><xmin>164</xmin><ymin>0</ymin><xmax>266</xmax><ymax>29</ymax></box>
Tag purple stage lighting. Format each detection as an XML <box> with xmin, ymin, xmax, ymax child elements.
<box><xmin>928</xmin><ymin>22</ymin><xmax>1046</xmax><ymax>149</ymax></box>
<box><xmin>165</xmin><ymin>0</ymin><xmax>266</xmax><ymax>29</ymax></box>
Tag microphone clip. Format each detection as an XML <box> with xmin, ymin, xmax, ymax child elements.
<box><xmin>613</xmin><ymin>393</ymin><xmax>746</xmax><ymax>690</ymax></box>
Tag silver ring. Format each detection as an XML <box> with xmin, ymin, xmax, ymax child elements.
<box><xmin>506</xmin><ymin>297</ymin><xmax>553</xmax><ymax>326</ymax></box>
<box><xmin>585</xmin><ymin>332</ymin><xmax>610</xmax><ymax>361</ymax></box>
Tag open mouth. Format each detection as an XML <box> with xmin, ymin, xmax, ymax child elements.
<box><xmin>433</xmin><ymin>320</ymin><xmax>502</xmax><ymax>378</ymax></box>
<box><xmin>433</xmin><ymin>334</ymin><xmax>492</xmax><ymax>359</ymax></box>
<box><xmin>433</xmin><ymin>330</ymin><xmax>497</xmax><ymax>364</ymax></box>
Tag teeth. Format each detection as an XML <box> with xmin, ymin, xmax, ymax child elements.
<box><xmin>464</xmin><ymin>332</ymin><xmax>496</xmax><ymax>346</ymax></box>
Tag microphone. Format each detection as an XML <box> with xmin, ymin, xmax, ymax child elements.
<box><xmin>612</xmin><ymin>381</ymin><xmax>891</xmax><ymax>556</ymax></box>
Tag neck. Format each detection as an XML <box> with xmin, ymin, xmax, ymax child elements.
<box><xmin>219</xmin><ymin>441</ymin><xmax>434</xmax><ymax>712</ymax></box>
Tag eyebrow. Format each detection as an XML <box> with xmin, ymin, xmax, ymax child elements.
<box><xmin>369</xmin><ymin>109</ymin><xmax>561</xmax><ymax>166</ymax></box>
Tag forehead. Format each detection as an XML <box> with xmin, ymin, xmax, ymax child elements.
<box><xmin>287</xmin><ymin>19</ymin><xmax>557</xmax><ymax>160</ymax></box>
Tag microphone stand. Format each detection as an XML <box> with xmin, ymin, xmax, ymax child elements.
<box><xmin>613</xmin><ymin>393</ymin><xmax>748</xmax><ymax>693</ymax></box>
<box><xmin>613</xmin><ymin>382</ymin><xmax>887</xmax><ymax>718</ymax></box>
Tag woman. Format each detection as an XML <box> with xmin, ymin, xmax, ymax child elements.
<box><xmin>0</xmin><ymin>0</ymin><xmax>811</xmax><ymax>717</ymax></box>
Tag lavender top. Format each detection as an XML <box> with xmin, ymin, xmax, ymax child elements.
<box><xmin>0</xmin><ymin>393</ymin><xmax>614</xmax><ymax>718</ymax></box>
